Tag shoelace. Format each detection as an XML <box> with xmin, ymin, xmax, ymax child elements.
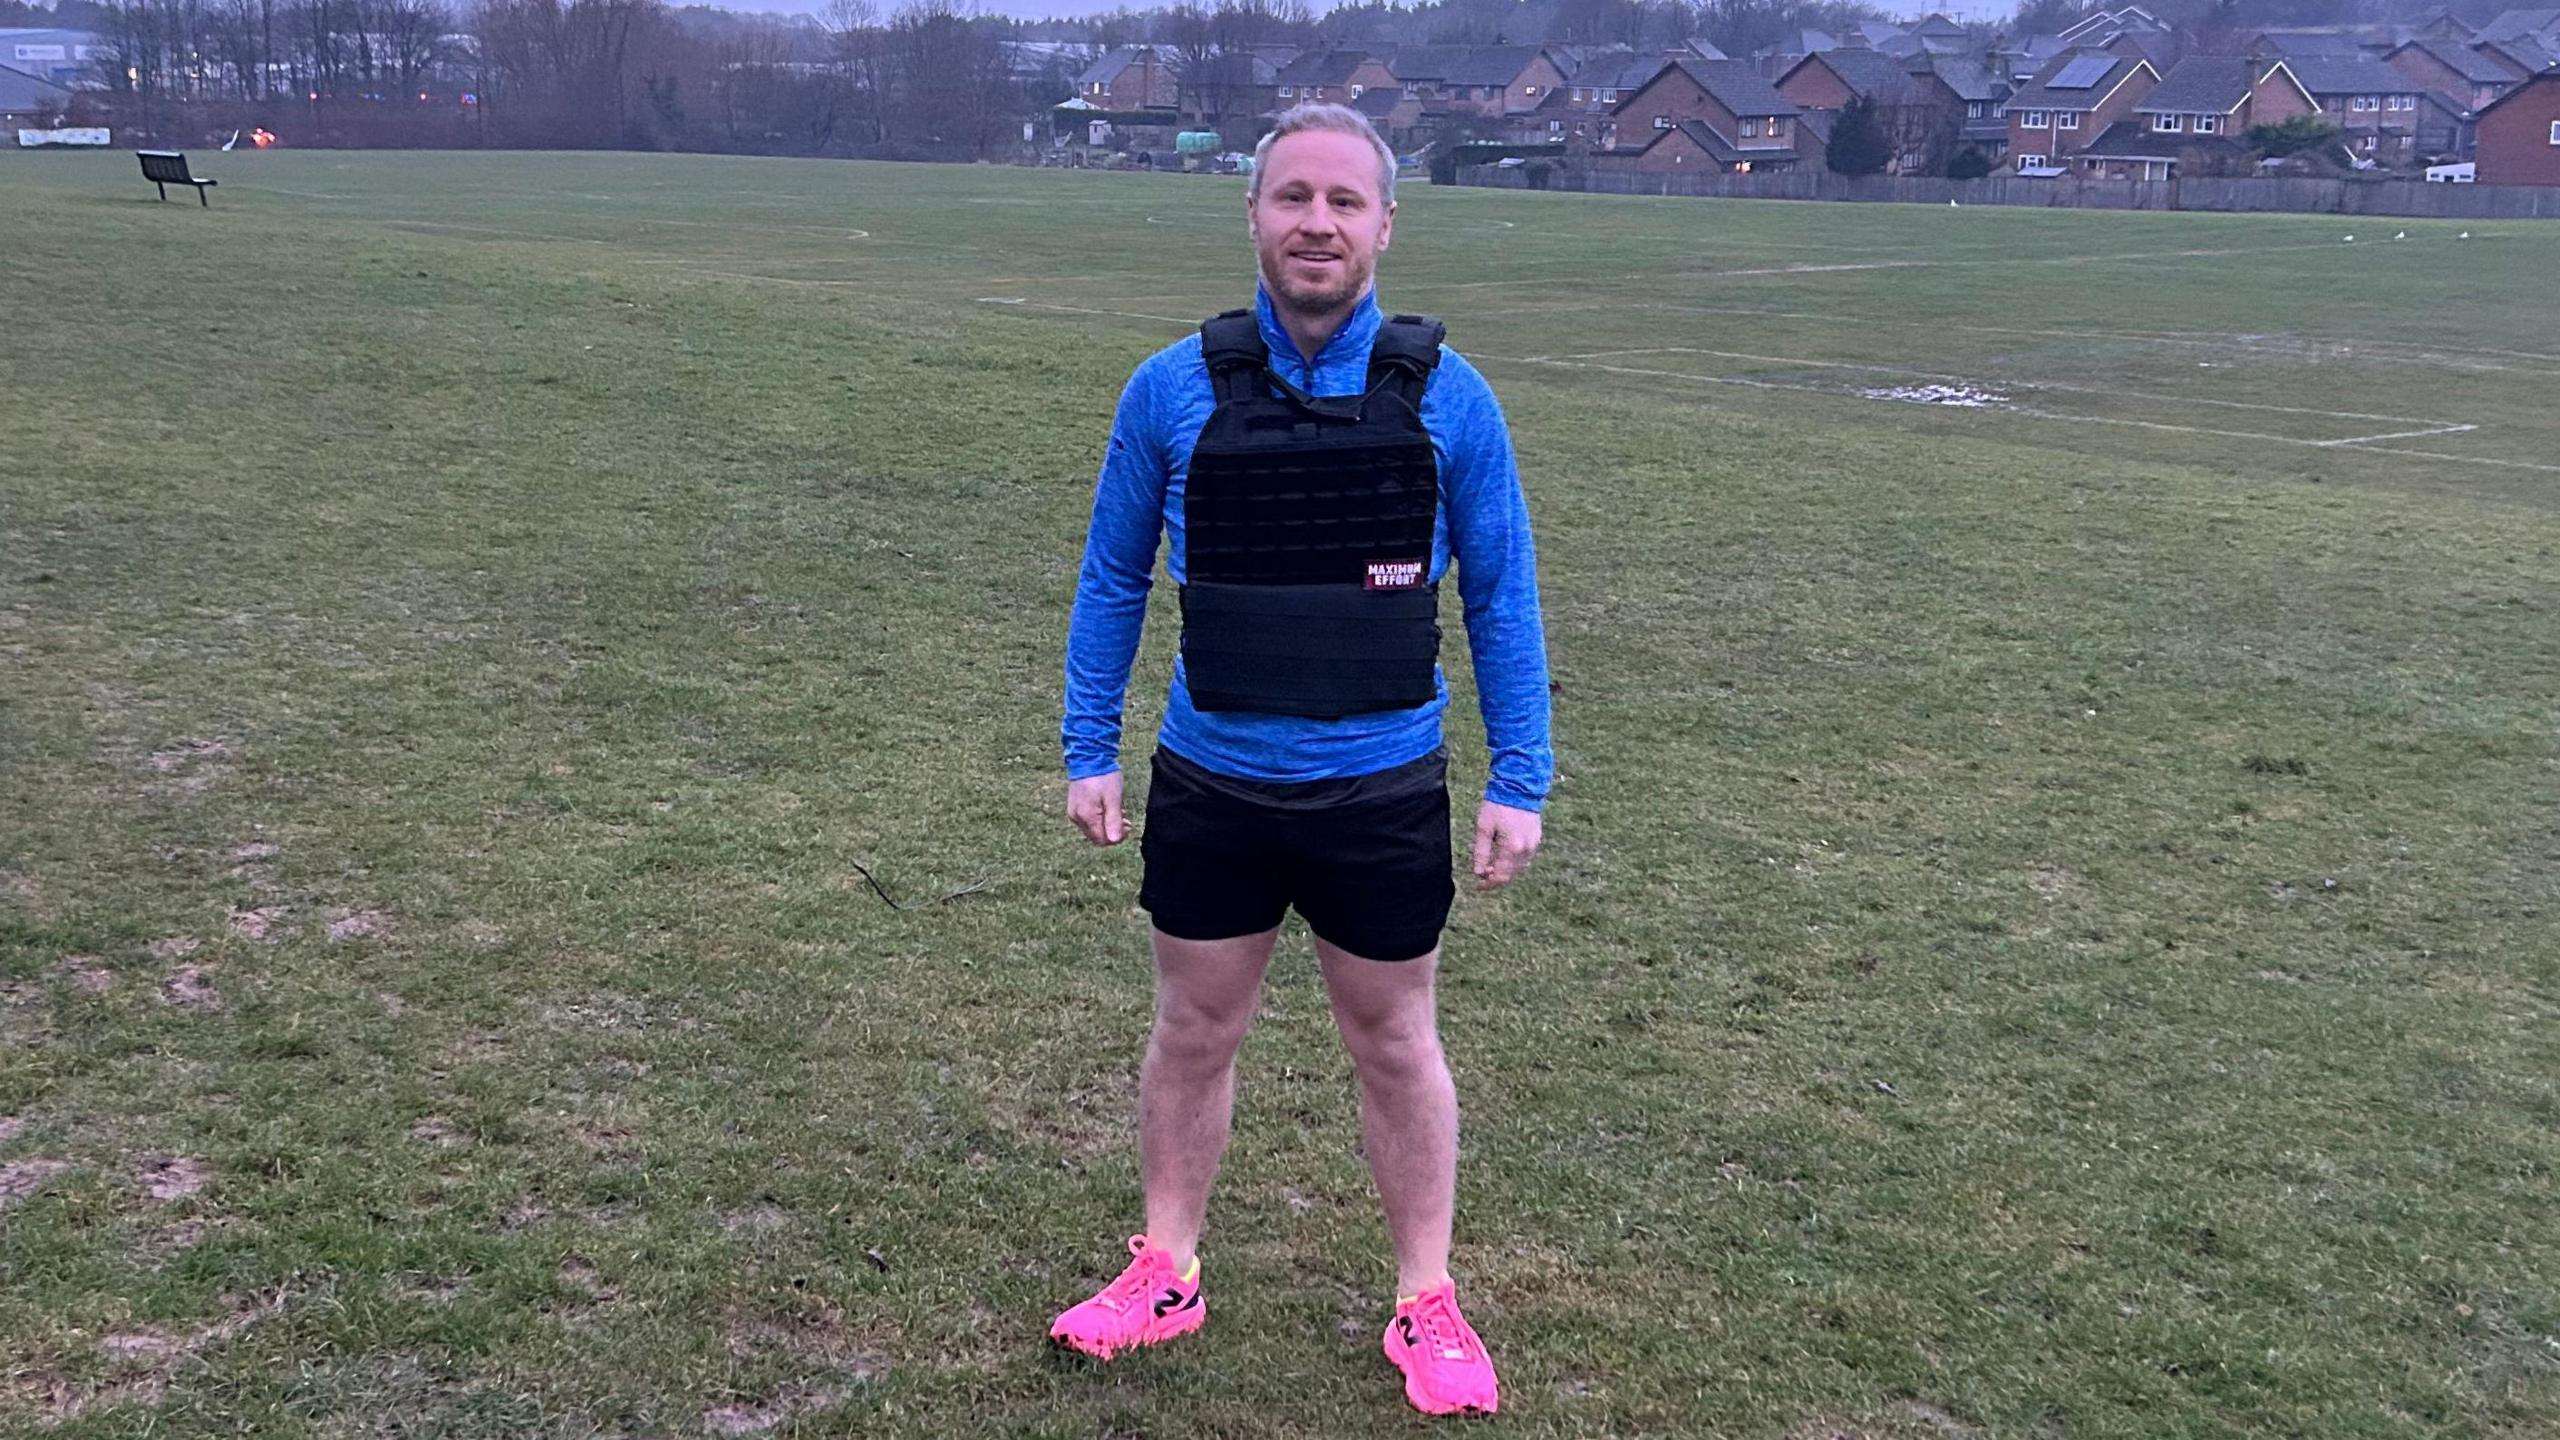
<box><xmin>1097</xmin><ymin>1237</ymin><xmax>1171</xmax><ymax>1314</ymax></box>
<box><xmin>1411</xmin><ymin>1292</ymin><xmax>1481</xmax><ymax>1363</ymax></box>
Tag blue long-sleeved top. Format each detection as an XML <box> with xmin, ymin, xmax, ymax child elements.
<box><xmin>1063</xmin><ymin>287</ymin><xmax>1554</xmax><ymax>812</ymax></box>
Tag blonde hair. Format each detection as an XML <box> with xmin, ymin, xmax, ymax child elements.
<box><xmin>1250</xmin><ymin>102</ymin><xmax>1397</xmax><ymax>204</ymax></box>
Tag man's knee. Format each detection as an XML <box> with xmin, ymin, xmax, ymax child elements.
<box><xmin>1337</xmin><ymin>1007</ymin><xmax>1444</xmax><ymax>1087</ymax></box>
<box><xmin>1150</xmin><ymin>993</ymin><xmax>1256</xmax><ymax>1072</ymax></box>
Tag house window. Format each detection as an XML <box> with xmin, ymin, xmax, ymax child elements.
<box><xmin>2195</xmin><ymin>114</ymin><xmax>2220</xmax><ymax>133</ymax></box>
<box><xmin>2156</xmin><ymin>113</ymin><xmax>2180</xmax><ymax>131</ymax></box>
<box><xmin>2058</xmin><ymin>111</ymin><xmax>2080</xmax><ymax>130</ymax></box>
<box><xmin>1524</xmin><ymin>85</ymin><xmax>1538</xmax><ymax>96</ymax></box>
<box><xmin>2022</xmin><ymin>109</ymin><xmax>2049</xmax><ymax>127</ymax></box>
<box><xmin>2017</xmin><ymin>152</ymin><xmax>2046</xmax><ymax>168</ymax></box>
<box><xmin>1993</xmin><ymin>104</ymin><xmax>2007</xmax><ymax>118</ymax></box>
<box><xmin>1654</xmin><ymin>114</ymin><xmax>1672</xmax><ymax>129</ymax></box>
<box><xmin>1968</xmin><ymin>101</ymin><xmax>1984</xmax><ymax>118</ymax></box>
<box><xmin>1771</xmin><ymin>117</ymin><xmax>1788</xmax><ymax>137</ymax></box>
<box><xmin>1277</xmin><ymin>85</ymin><xmax>1294</xmax><ymax>97</ymax></box>
<box><xmin>2352</xmin><ymin>95</ymin><xmax>2375</xmax><ymax>111</ymax></box>
<box><xmin>1572</xmin><ymin>88</ymin><xmax>1586</xmax><ymax>101</ymax></box>
<box><xmin>1548</xmin><ymin>119</ymin><xmax>1564</xmax><ymax>136</ymax></box>
<box><xmin>2551</xmin><ymin>120</ymin><xmax>2560</xmax><ymax>144</ymax></box>
<box><xmin>1349</xmin><ymin>83</ymin><xmax>1363</xmax><ymax>98</ymax></box>
<box><xmin>1741</xmin><ymin>118</ymin><xmax>1760</xmax><ymax>137</ymax></box>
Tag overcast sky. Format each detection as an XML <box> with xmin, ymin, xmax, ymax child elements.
<box><xmin>720</xmin><ymin>0</ymin><xmax>2019</xmax><ymax>24</ymax></box>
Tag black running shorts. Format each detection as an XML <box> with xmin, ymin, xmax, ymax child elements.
<box><xmin>1138</xmin><ymin>746</ymin><xmax>1456</xmax><ymax>963</ymax></box>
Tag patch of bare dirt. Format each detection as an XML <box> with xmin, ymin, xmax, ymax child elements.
<box><xmin>701</xmin><ymin>1385</ymin><xmax>851</xmax><ymax>1436</ymax></box>
<box><xmin>719</xmin><ymin>1203</ymin><xmax>788</xmax><ymax>1234</ymax></box>
<box><xmin>456</xmin><ymin>919</ymin><xmax>507</xmax><ymax>948</ymax></box>
<box><xmin>30</xmin><ymin>1288</ymin><xmax>293</xmax><ymax>1426</ymax></box>
<box><xmin>160</xmin><ymin>966</ymin><xmax>224</xmax><ymax>1013</ymax></box>
<box><xmin>409</xmin><ymin>1118</ymin><xmax>465</xmax><ymax>1149</ymax></box>
<box><xmin>2028</xmin><ymin>864</ymin><xmax>2075</xmax><ymax>900</ymax></box>
<box><xmin>556</xmin><ymin>1254</ymin><xmax>617</xmax><ymax>1301</ymax></box>
<box><xmin>227</xmin><ymin>906</ymin><xmax>287</xmax><ymax>943</ymax></box>
<box><xmin>139</xmin><ymin>1155</ymin><xmax>212</xmax><ymax>1201</ymax></box>
<box><xmin>721</xmin><ymin>1298</ymin><xmax>888</xmax><ymax>1374</ymax></box>
<box><xmin>147</xmin><ymin>936</ymin><xmax>201</xmax><ymax>962</ymax></box>
<box><xmin>55</xmin><ymin>955</ymin><xmax>114</xmax><ymax>995</ymax></box>
<box><xmin>326</xmin><ymin>909</ymin><xmax>392</xmax><ymax>943</ymax></box>
<box><xmin>1</xmin><ymin>1158</ymin><xmax>72</xmax><ymax>1210</ymax></box>
<box><xmin>229</xmin><ymin>842</ymin><xmax>279</xmax><ymax>863</ymax></box>
<box><xmin>145</xmin><ymin>737</ymin><xmax>238</xmax><ymax>795</ymax></box>
<box><xmin>0</xmin><ymin>1116</ymin><xmax>22</xmax><ymax>1143</ymax></box>
<box><xmin>502</xmin><ymin>1200</ymin><xmax>550</xmax><ymax>1231</ymax></box>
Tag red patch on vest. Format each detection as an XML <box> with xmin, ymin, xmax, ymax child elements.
<box><xmin>1364</xmin><ymin>559</ymin><xmax>1426</xmax><ymax>592</ymax></box>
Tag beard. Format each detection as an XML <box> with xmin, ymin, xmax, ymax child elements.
<box><xmin>1263</xmin><ymin>253</ymin><xmax>1373</xmax><ymax>318</ymax></box>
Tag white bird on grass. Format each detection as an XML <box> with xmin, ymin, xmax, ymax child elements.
<box><xmin>2394</xmin><ymin>230</ymin><xmax>2407</xmax><ymax>240</ymax></box>
<box><xmin>2342</xmin><ymin>234</ymin><xmax>2355</xmax><ymax>242</ymax></box>
<box><xmin>2458</xmin><ymin>230</ymin><xmax>2471</xmax><ymax>239</ymax></box>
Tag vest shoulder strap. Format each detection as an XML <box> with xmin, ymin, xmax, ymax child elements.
<box><xmin>1199</xmin><ymin>309</ymin><xmax>1267</xmax><ymax>404</ymax></box>
<box><xmin>1367</xmin><ymin>314</ymin><xmax>1446</xmax><ymax>407</ymax></box>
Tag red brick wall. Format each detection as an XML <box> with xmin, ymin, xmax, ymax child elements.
<box><xmin>1504</xmin><ymin>54</ymin><xmax>1569</xmax><ymax>116</ymax></box>
<box><xmin>1614</xmin><ymin>67</ymin><xmax>1743</xmax><ymax>147</ymax></box>
<box><xmin>1777</xmin><ymin>56</ymin><xmax>1856</xmax><ymax>111</ymax></box>
<box><xmin>1626</xmin><ymin>126</ymin><xmax>1714</xmax><ymax>172</ymax></box>
<box><xmin>2241</xmin><ymin>70</ymin><xmax>2315</xmax><ymax>128</ymax></box>
<box><xmin>2477</xmin><ymin>74</ymin><xmax>2560</xmax><ymax>184</ymax></box>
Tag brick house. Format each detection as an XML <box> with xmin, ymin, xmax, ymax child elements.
<box><xmin>2474</xmin><ymin>70</ymin><xmax>2560</xmax><ymax>183</ymax></box>
<box><xmin>1616</xmin><ymin>118</ymin><xmax>1784</xmax><ymax>173</ymax></box>
<box><xmin>1387</xmin><ymin>45</ymin><xmax>1571</xmax><ymax>121</ymax></box>
<box><xmin>2006</xmin><ymin>51</ymin><xmax>2161</xmax><ymax>172</ymax></box>
<box><xmin>2072</xmin><ymin>57</ymin><xmax>2313</xmax><ymax>179</ymax></box>
<box><xmin>1074</xmin><ymin>47</ymin><xmax>1179</xmax><ymax>111</ymax></box>
<box><xmin>1928</xmin><ymin>54</ymin><xmax>2015</xmax><ymax>162</ymax></box>
<box><xmin>2285</xmin><ymin>54</ymin><xmax>2429</xmax><ymax>165</ymax></box>
<box><xmin>2388</xmin><ymin>38</ymin><xmax>2525</xmax><ymax>117</ymax></box>
<box><xmin>1774</xmin><ymin>46</ymin><xmax>1963</xmax><ymax>173</ymax></box>
<box><xmin>1528</xmin><ymin>51</ymin><xmax>1678</xmax><ymax>150</ymax></box>
<box><xmin>1353</xmin><ymin>85</ymin><xmax>1426</xmax><ymax>148</ymax></box>
<box><xmin>1609</xmin><ymin>57</ymin><xmax>1801</xmax><ymax>168</ymax></box>
<box><xmin>1272</xmin><ymin>50</ymin><xmax>1399</xmax><ymax>108</ymax></box>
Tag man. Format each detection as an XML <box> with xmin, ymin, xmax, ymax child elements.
<box><xmin>1053</xmin><ymin>102</ymin><xmax>1552</xmax><ymax>1418</ymax></box>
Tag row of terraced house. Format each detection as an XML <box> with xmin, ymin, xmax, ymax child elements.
<box><xmin>1068</xmin><ymin>4</ymin><xmax>2560</xmax><ymax>186</ymax></box>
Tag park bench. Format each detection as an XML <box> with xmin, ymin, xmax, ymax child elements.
<box><xmin>136</xmin><ymin>150</ymin><xmax>217</xmax><ymax>205</ymax></box>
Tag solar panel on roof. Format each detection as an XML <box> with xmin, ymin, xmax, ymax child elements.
<box><xmin>2049</xmin><ymin>55</ymin><xmax>2114</xmax><ymax>88</ymax></box>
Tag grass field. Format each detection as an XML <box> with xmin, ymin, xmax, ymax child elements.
<box><xmin>3</xmin><ymin>149</ymin><xmax>2557</xmax><ymax>1439</ymax></box>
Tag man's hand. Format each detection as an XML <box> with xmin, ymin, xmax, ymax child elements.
<box><xmin>1471</xmin><ymin>800</ymin><xmax>1542</xmax><ymax>893</ymax></box>
<box><xmin>1067</xmin><ymin>772</ymin><xmax>1128</xmax><ymax>847</ymax></box>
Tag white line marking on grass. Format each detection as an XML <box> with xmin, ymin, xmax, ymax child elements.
<box><xmin>1546</xmin><ymin>347</ymin><xmax>2449</xmax><ymax>426</ymax></box>
<box><xmin>1475</xmin><ymin>352</ymin><xmax>2547</xmax><ymax>472</ymax></box>
<box><xmin>2316</xmin><ymin>425</ymin><xmax>2481</xmax><ymax>446</ymax></box>
<box><xmin>233</xmin><ymin>184</ymin><xmax>356</xmax><ymax>200</ymax></box>
<box><xmin>975</xmin><ymin>297</ymin><xmax>1197</xmax><ymax>325</ymax></box>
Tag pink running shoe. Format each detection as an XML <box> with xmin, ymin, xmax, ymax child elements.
<box><xmin>1384</xmin><ymin>1282</ymin><xmax>1500</xmax><ymax>1416</ymax></box>
<box><xmin>1048</xmin><ymin>1235</ymin><xmax>1204</xmax><ymax>1361</ymax></box>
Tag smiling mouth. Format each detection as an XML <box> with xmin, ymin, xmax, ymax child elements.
<box><xmin>1291</xmin><ymin>251</ymin><xmax>1341</xmax><ymax>265</ymax></box>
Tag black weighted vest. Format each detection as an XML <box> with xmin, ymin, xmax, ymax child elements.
<box><xmin>1180</xmin><ymin>309</ymin><xmax>1447</xmax><ymax>718</ymax></box>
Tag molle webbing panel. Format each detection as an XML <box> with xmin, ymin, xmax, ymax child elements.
<box><xmin>1179</xmin><ymin>309</ymin><xmax>1449</xmax><ymax>718</ymax></box>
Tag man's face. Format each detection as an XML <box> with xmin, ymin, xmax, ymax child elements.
<box><xmin>1248</xmin><ymin>129</ymin><xmax>1395</xmax><ymax>317</ymax></box>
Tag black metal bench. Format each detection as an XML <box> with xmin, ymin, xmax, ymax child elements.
<box><xmin>137</xmin><ymin>150</ymin><xmax>217</xmax><ymax>205</ymax></box>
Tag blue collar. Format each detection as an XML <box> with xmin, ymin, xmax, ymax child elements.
<box><xmin>1253</xmin><ymin>285</ymin><xmax>1383</xmax><ymax>393</ymax></box>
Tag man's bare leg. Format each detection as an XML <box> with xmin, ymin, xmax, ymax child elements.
<box><xmin>1139</xmin><ymin>925</ymin><xmax>1280</xmax><ymax>1271</ymax></box>
<box><xmin>1315</xmin><ymin>938</ymin><xmax>1456</xmax><ymax>1296</ymax></box>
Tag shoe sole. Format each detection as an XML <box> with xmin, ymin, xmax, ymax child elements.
<box><xmin>1048</xmin><ymin>1305</ymin><xmax>1205</xmax><ymax>1362</ymax></box>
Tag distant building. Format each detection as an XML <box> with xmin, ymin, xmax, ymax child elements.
<box><xmin>0</xmin><ymin>28</ymin><xmax>100</xmax><ymax>89</ymax></box>
<box><xmin>2473</xmin><ymin>69</ymin><xmax>2560</xmax><ymax>182</ymax></box>
<box><xmin>2075</xmin><ymin>57</ymin><xmax>2315</xmax><ymax>179</ymax></box>
<box><xmin>2286</xmin><ymin>54</ymin><xmax>2430</xmax><ymax>164</ymax></box>
<box><xmin>1074</xmin><ymin>47</ymin><xmax>1177</xmax><ymax>112</ymax></box>
<box><xmin>1604</xmin><ymin>58</ymin><xmax>1800</xmax><ymax>172</ymax></box>
<box><xmin>2006</xmin><ymin>50</ymin><xmax>2161</xmax><ymax>172</ymax></box>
